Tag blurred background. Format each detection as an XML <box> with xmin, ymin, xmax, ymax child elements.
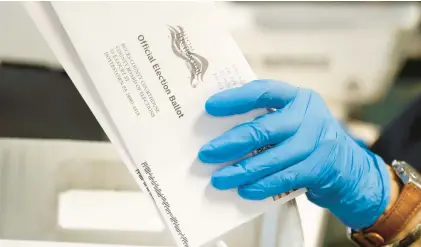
<box><xmin>1</xmin><ymin>2</ymin><xmax>421</xmax><ymax>247</ymax></box>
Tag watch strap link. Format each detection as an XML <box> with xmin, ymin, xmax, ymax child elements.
<box><xmin>352</xmin><ymin>183</ymin><xmax>421</xmax><ymax>247</ymax></box>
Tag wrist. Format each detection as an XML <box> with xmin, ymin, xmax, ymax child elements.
<box><xmin>334</xmin><ymin>152</ymin><xmax>391</xmax><ymax>230</ymax></box>
<box><xmin>385</xmin><ymin>165</ymin><xmax>402</xmax><ymax>213</ymax></box>
<box><xmin>348</xmin><ymin>160</ymin><xmax>421</xmax><ymax>247</ymax></box>
<box><xmin>385</xmin><ymin>165</ymin><xmax>421</xmax><ymax>246</ymax></box>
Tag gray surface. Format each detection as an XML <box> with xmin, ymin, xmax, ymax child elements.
<box><xmin>0</xmin><ymin>63</ymin><xmax>106</xmax><ymax>140</ymax></box>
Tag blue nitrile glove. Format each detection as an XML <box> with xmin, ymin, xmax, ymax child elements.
<box><xmin>339</xmin><ymin>121</ymin><xmax>369</xmax><ymax>149</ymax></box>
<box><xmin>198</xmin><ymin>80</ymin><xmax>391</xmax><ymax>230</ymax></box>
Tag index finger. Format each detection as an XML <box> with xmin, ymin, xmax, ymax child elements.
<box><xmin>205</xmin><ymin>80</ymin><xmax>298</xmax><ymax>117</ymax></box>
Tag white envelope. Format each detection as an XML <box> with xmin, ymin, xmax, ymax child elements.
<box><xmin>24</xmin><ymin>2</ymin><xmax>306</xmax><ymax>247</ymax></box>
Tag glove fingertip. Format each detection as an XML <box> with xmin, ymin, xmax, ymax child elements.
<box><xmin>238</xmin><ymin>186</ymin><xmax>267</xmax><ymax>200</ymax></box>
<box><xmin>211</xmin><ymin>176</ymin><xmax>233</xmax><ymax>190</ymax></box>
<box><xmin>199</xmin><ymin>141</ymin><xmax>240</xmax><ymax>163</ymax></box>
<box><xmin>205</xmin><ymin>94</ymin><xmax>249</xmax><ymax>117</ymax></box>
<box><xmin>205</xmin><ymin>97</ymin><xmax>225</xmax><ymax>116</ymax></box>
<box><xmin>198</xmin><ymin>147</ymin><xmax>222</xmax><ymax>164</ymax></box>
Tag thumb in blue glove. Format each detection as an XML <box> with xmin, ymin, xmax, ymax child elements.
<box><xmin>198</xmin><ymin>79</ymin><xmax>391</xmax><ymax>230</ymax></box>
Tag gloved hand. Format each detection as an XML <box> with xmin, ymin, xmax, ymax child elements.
<box><xmin>198</xmin><ymin>80</ymin><xmax>391</xmax><ymax>230</ymax></box>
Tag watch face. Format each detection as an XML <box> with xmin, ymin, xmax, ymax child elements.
<box><xmin>407</xmin><ymin>164</ymin><xmax>421</xmax><ymax>184</ymax></box>
<box><xmin>408</xmin><ymin>166</ymin><xmax>419</xmax><ymax>179</ymax></box>
<box><xmin>396</xmin><ymin>161</ymin><xmax>421</xmax><ymax>186</ymax></box>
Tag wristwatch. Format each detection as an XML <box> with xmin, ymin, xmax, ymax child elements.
<box><xmin>347</xmin><ymin>160</ymin><xmax>421</xmax><ymax>247</ymax></box>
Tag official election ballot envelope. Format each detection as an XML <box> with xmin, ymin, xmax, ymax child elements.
<box><xmin>25</xmin><ymin>2</ymin><xmax>306</xmax><ymax>247</ymax></box>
